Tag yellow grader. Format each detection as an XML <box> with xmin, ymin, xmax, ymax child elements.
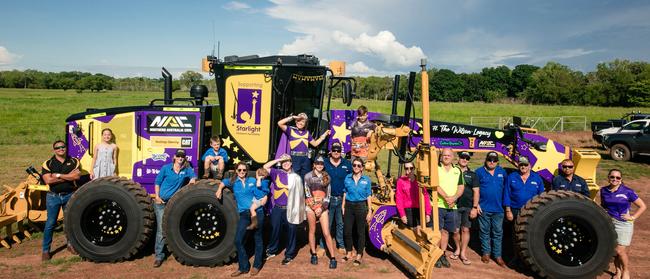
<box><xmin>1</xmin><ymin>54</ymin><xmax>616</xmax><ymax>279</ymax></box>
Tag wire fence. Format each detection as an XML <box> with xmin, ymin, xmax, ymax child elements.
<box><xmin>470</xmin><ymin>116</ymin><xmax>587</xmax><ymax>131</ymax></box>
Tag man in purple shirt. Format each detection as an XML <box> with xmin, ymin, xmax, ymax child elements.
<box><xmin>277</xmin><ymin>112</ymin><xmax>330</xmax><ymax>178</ymax></box>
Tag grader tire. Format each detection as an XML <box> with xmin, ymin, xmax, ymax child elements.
<box><xmin>515</xmin><ymin>190</ymin><xmax>616</xmax><ymax>279</ymax></box>
<box><xmin>65</xmin><ymin>177</ymin><xmax>154</xmax><ymax>262</ymax></box>
<box><xmin>163</xmin><ymin>180</ymin><xmax>238</xmax><ymax>266</ymax></box>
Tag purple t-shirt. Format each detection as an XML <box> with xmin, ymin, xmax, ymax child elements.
<box><xmin>270</xmin><ymin>168</ymin><xmax>290</xmax><ymax>206</ymax></box>
<box><xmin>285</xmin><ymin>126</ymin><xmax>313</xmax><ymax>153</ymax></box>
<box><xmin>600</xmin><ymin>185</ymin><xmax>639</xmax><ymax>221</ymax></box>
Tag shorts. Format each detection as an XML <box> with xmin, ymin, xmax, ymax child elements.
<box><xmin>438</xmin><ymin>208</ymin><xmax>459</xmax><ymax>233</ymax></box>
<box><xmin>457</xmin><ymin>207</ymin><xmax>472</xmax><ymax>229</ymax></box>
<box><xmin>612</xmin><ymin>218</ymin><xmax>634</xmax><ymax>246</ymax></box>
<box><xmin>252</xmin><ymin>197</ymin><xmax>264</xmax><ymax>207</ymax></box>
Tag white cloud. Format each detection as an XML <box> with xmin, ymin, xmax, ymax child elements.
<box><xmin>223</xmin><ymin>1</ymin><xmax>252</xmax><ymax>11</ymax></box>
<box><xmin>0</xmin><ymin>46</ymin><xmax>21</xmax><ymax>65</ymax></box>
<box><xmin>528</xmin><ymin>48</ymin><xmax>602</xmax><ymax>64</ymax></box>
<box><xmin>332</xmin><ymin>31</ymin><xmax>425</xmax><ymax>67</ymax></box>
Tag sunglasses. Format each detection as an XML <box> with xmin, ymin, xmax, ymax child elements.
<box><xmin>561</xmin><ymin>165</ymin><xmax>574</xmax><ymax>169</ymax></box>
<box><xmin>487</xmin><ymin>159</ymin><xmax>498</xmax><ymax>163</ymax></box>
<box><xmin>404</xmin><ymin>166</ymin><xmax>414</xmax><ymax>170</ymax></box>
<box><xmin>353</xmin><ymin>164</ymin><xmax>363</xmax><ymax>168</ymax></box>
<box><xmin>459</xmin><ymin>156</ymin><xmax>470</xmax><ymax>160</ymax></box>
<box><xmin>54</xmin><ymin>146</ymin><xmax>66</xmax><ymax>150</ymax></box>
<box><xmin>331</xmin><ymin>150</ymin><xmax>341</xmax><ymax>153</ymax></box>
<box><xmin>236</xmin><ymin>169</ymin><xmax>247</xmax><ymax>172</ymax></box>
<box><xmin>609</xmin><ymin>176</ymin><xmax>622</xmax><ymax>180</ymax></box>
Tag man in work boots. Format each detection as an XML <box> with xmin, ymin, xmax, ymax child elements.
<box><xmin>41</xmin><ymin>140</ymin><xmax>81</xmax><ymax>261</ymax></box>
<box><xmin>322</xmin><ymin>142</ymin><xmax>351</xmax><ymax>256</ymax></box>
<box><xmin>475</xmin><ymin>152</ymin><xmax>508</xmax><ymax>267</ymax></box>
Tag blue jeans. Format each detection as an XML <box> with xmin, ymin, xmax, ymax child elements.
<box><xmin>291</xmin><ymin>155</ymin><xmax>311</xmax><ymax>179</ymax></box>
<box><xmin>478</xmin><ymin>212</ymin><xmax>504</xmax><ymax>258</ymax></box>
<box><xmin>322</xmin><ymin>196</ymin><xmax>344</xmax><ymax>249</ymax></box>
<box><xmin>154</xmin><ymin>203</ymin><xmax>166</xmax><ymax>261</ymax></box>
<box><xmin>43</xmin><ymin>192</ymin><xmax>73</xmax><ymax>252</ymax></box>
<box><xmin>266</xmin><ymin>206</ymin><xmax>297</xmax><ymax>259</ymax></box>
<box><xmin>235</xmin><ymin>208</ymin><xmax>265</xmax><ymax>272</ymax></box>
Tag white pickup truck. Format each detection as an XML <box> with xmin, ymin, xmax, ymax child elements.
<box><xmin>593</xmin><ymin>119</ymin><xmax>650</xmax><ymax>146</ymax></box>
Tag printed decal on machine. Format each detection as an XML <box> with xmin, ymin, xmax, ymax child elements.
<box><xmin>430</xmin><ymin>123</ymin><xmax>493</xmax><ymax>138</ymax></box>
<box><xmin>150</xmin><ymin>136</ymin><xmax>193</xmax><ymax>148</ymax></box>
<box><xmin>439</xmin><ymin>139</ymin><xmax>464</xmax><ymax>147</ymax></box>
<box><xmin>147</xmin><ymin>114</ymin><xmax>195</xmax><ymax>134</ymax></box>
<box><xmin>235</xmin><ymin>88</ymin><xmax>262</xmax><ymax>135</ymax></box>
<box><xmin>478</xmin><ymin>140</ymin><xmax>496</xmax><ymax>148</ymax></box>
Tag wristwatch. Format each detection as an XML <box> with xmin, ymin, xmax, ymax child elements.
<box><xmin>56</xmin><ymin>173</ymin><xmax>61</xmax><ymax>178</ymax></box>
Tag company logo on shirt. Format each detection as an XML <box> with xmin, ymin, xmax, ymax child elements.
<box><xmin>531</xmin><ymin>181</ymin><xmax>538</xmax><ymax>185</ymax></box>
<box><xmin>497</xmin><ymin>174</ymin><xmax>504</xmax><ymax>178</ymax></box>
<box><xmin>615</xmin><ymin>194</ymin><xmax>629</xmax><ymax>200</ymax></box>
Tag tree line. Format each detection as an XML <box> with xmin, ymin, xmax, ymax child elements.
<box><xmin>1</xmin><ymin>59</ymin><xmax>649</xmax><ymax>107</ymax></box>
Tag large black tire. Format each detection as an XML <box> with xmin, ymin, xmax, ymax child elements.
<box><xmin>515</xmin><ymin>190</ymin><xmax>616</xmax><ymax>279</ymax></box>
<box><xmin>65</xmin><ymin>177</ymin><xmax>154</xmax><ymax>262</ymax></box>
<box><xmin>163</xmin><ymin>179</ymin><xmax>238</xmax><ymax>266</ymax></box>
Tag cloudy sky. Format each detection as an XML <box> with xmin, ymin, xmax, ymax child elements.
<box><xmin>1</xmin><ymin>0</ymin><xmax>649</xmax><ymax>77</ymax></box>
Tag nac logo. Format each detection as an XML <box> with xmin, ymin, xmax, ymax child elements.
<box><xmin>148</xmin><ymin>114</ymin><xmax>196</xmax><ymax>134</ymax></box>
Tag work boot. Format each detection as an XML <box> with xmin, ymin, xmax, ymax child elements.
<box><xmin>434</xmin><ymin>257</ymin><xmax>443</xmax><ymax>268</ymax></box>
<box><xmin>495</xmin><ymin>257</ymin><xmax>506</xmax><ymax>268</ymax></box>
<box><xmin>230</xmin><ymin>270</ymin><xmax>247</xmax><ymax>277</ymax></box>
<box><xmin>337</xmin><ymin>248</ymin><xmax>346</xmax><ymax>255</ymax></box>
<box><xmin>481</xmin><ymin>254</ymin><xmax>490</xmax><ymax>264</ymax></box>
<box><xmin>440</xmin><ymin>255</ymin><xmax>451</xmax><ymax>268</ymax></box>
<box><xmin>317</xmin><ymin>247</ymin><xmax>326</xmax><ymax>257</ymax></box>
<box><xmin>153</xmin><ymin>259</ymin><xmax>163</xmax><ymax>268</ymax></box>
<box><xmin>250</xmin><ymin>268</ymin><xmax>260</xmax><ymax>276</ymax></box>
<box><xmin>66</xmin><ymin>244</ymin><xmax>77</xmax><ymax>255</ymax></box>
<box><xmin>246</xmin><ymin>217</ymin><xmax>258</xmax><ymax>230</ymax></box>
<box><xmin>42</xmin><ymin>252</ymin><xmax>51</xmax><ymax>262</ymax></box>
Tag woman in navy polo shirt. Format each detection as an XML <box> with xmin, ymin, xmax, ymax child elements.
<box><xmin>600</xmin><ymin>169</ymin><xmax>646</xmax><ymax>279</ymax></box>
<box><xmin>342</xmin><ymin>158</ymin><xmax>372</xmax><ymax>266</ymax></box>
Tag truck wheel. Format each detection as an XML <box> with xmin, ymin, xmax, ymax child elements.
<box><xmin>515</xmin><ymin>190</ymin><xmax>616</xmax><ymax>279</ymax></box>
<box><xmin>610</xmin><ymin>144</ymin><xmax>631</xmax><ymax>161</ymax></box>
<box><xmin>65</xmin><ymin>177</ymin><xmax>154</xmax><ymax>262</ymax></box>
<box><xmin>163</xmin><ymin>180</ymin><xmax>238</xmax><ymax>266</ymax></box>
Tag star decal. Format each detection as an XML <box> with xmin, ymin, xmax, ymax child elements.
<box><xmin>331</xmin><ymin>122</ymin><xmax>350</xmax><ymax>144</ymax></box>
<box><xmin>232</xmin><ymin>156</ymin><xmax>241</xmax><ymax>165</ymax></box>
<box><xmin>222</xmin><ymin>136</ymin><xmax>233</xmax><ymax>148</ymax></box>
<box><xmin>252</xmin><ymin>91</ymin><xmax>259</xmax><ymax>99</ymax></box>
<box><xmin>529</xmin><ymin>139</ymin><xmax>568</xmax><ymax>176</ymax></box>
<box><xmin>232</xmin><ymin>146</ymin><xmax>239</xmax><ymax>153</ymax></box>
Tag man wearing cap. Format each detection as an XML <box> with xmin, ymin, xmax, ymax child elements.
<box><xmin>41</xmin><ymin>140</ymin><xmax>81</xmax><ymax>261</ymax></box>
<box><xmin>475</xmin><ymin>151</ymin><xmax>508</xmax><ymax>267</ymax></box>
<box><xmin>263</xmin><ymin>154</ymin><xmax>305</xmax><ymax>265</ymax></box>
<box><xmin>152</xmin><ymin>149</ymin><xmax>197</xmax><ymax>267</ymax></box>
<box><xmin>451</xmin><ymin>151</ymin><xmax>479</xmax><ymax>265</ymax></box>
<box><xmin>434</xmin><ymin>148</ymin><xmax>464</xmax><ymax>268</ymax></box>
<box><xmin>551</xmin><ymin>159</ymin><xmax>590</xmax><ymax>197</ymax></box>
<box><xmin>323</xmin><ymin>142</ymin><xmax>351</xmax><ymax>255</ymax></box>
<box><xmin>278</xmin><ymin>112</ymin><xmax>330</xmax><ymax>178</ymax></box>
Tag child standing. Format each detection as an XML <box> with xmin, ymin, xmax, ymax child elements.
<box><xmin>247</xmin><ymin>168</ymin><xmax>269</xmax><ymax>230</ymax></box>
<box><xmin>202</xmin><ymin>136</ymin><xmax>229</xmax><ymax>179</ymax></box>
<box><xmin>90</xmin><ymin>128</ymin><xmax>118</xmax><ymax>179</ymax></box>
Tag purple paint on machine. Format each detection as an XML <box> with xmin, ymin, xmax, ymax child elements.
<box><xmin>369</xmin><ymin>205</ymin><xmax>398</xmax><ymax>250</ymax></box>
<box><xmin>236</xmin><ymin>88</ymin><xmax>262</xmax><ymax>125</ymax></box>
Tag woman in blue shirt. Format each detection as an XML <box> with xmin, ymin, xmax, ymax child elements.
<box><xmin>342</xmin><ymin>158</ymin><xmax>372</xmax><ymax>266</ymax></box>
<box><xmin>216</xmin><ymin>162</ymin><xmax>269</xmax><ymax>277</ymax></box>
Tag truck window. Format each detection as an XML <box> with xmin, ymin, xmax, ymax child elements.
<box><xmin>621</xmin><ymin>121</ymin><xmax>645</xmax><ymax>131</ymax></box>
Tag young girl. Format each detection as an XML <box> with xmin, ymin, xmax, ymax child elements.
<box><xmin>90</xmin><ymin>128</ymin><xmax>118</xmax><ymax>179</ymax></box>
<box><xmin>247</xmin><ymin>168</ymin><xmax>269</xmax><ymax>230</ymax></box>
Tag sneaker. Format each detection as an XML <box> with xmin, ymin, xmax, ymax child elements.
<box><xmin>265</xmin><ymin>252</ymin><xmax>276</xmax><ymax>261</ymax></box>
<box><xmin>434</xmin><ymin>258</ymin><xmax>442</xmax><ymax>268</ymax></box>
<box><xmin>329</xmin><ymin>258</ymin><xmax>337</xmax><ymax>269</ymax></box>
<box><xmin>440</xmin><ymin>255</ymin><xmax>451</xmax><ymax>268</ymax></box>
<box><xmin>310</xmin><ymin>254</ymin><xmax>318</xmax><ymax>265</ymax></box>
<box><xmin>281</xmin><ymin>257</ymin><xmax>293</xmax><ymax>265</ymax></box>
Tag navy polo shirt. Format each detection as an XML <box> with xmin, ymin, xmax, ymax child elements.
<box><xmin>551</xmin><ymin>174</ymin><xmax>589</xmax><ymax>196</ymax></box>
<box><xmin>324</xmin><ymin>158</ymin><xmax>352</xmax><ymax>197</ymax></box>
<box><xmin>475</xmin><ymin>166</ymin><xmax>507</xmax><ymax>213</ymax></box>
<box><xmin>504</xmin><ymin>171</ymin><xmax>545</xmax><ymax>209</ymax></box>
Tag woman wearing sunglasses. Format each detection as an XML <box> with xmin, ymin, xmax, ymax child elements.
<box><xmin>600</xmin><ymin>169</ymin><xmax>646</xmax><ymax>279</ymax></box>
<box><xmin>216</xmin><ymin>162</ymin><xmax>270</xmax><ymax>277</ymax></box>
<box><xmin>395</xmin><ymin>162</ymin><xmax>431</xmax><ymax>229</ymax></box>
<box><xmin>342</xmin><ymin>158</ymin><xmax>372</xmax><ymax>266</ymax></box>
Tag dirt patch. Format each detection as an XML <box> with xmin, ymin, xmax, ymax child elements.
<box><xmin>539</xmin><ymin>131</ymin><xmax>599</xmax><ymax>149</ymax></box>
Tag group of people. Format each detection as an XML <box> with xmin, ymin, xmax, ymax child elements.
<box><xmin>39</xmin><ymin>107</ymin><xmax>646</xmax><ymax>279</ymax></box>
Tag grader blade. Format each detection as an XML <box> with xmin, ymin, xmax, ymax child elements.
<box><xmin>0</xmin><ymin>175</ymin><xmax>53</xmax><ymax>249</ymax></box>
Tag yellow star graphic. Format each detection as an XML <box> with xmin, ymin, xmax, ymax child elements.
<box><xmin>529</xmin><ymin>139</ymin><xmax>568</xmax><ymax>176</ymax></box>
<box><xmin>233</xmin><ymin>157</ymin><xmax>241</xmax><ymax>164</ymax></box>
<box><xmin>273</xmin><ymin>175</ymin><xmax>289</xmax><ymax>199</ymax></box>
<box><xmin>252</xmin><ymin>91</ymin><xmax>259</xmax><ymax>98</ymax></box>
<box><xmin>331</xmin><ymin>122</ymin><xmax>350</xmax><ymax>144</ymax></box>
<box><xmin>222</xmin><ymin>136</ymin><xmax>233</xmax><ymax>148</ymax></box>
<box><xmin>233</xmin><ymin>146</ymin><xmax>239</xmax><ymax>153</ymax></box>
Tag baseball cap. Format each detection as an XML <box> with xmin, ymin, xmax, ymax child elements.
<box><xmin>458</xmin><ymin>151</ymin><xmax>471</xmax><ymax>159</ymax></box>
<box><xmin>331</xmin><ymin>142</ymin><xmax>342</xmax><ymax>152</ymax></box>
<box><xmin>518</xmin><ymin>156</ymin><xmax>530</xmax><ymax>165</ymax></box>
<box><xmin>175</xmin><ymin>149</ymin><xmax>187</xmax><ymax>158</ymax></box>
<box><xmin>314</xmin><ymin>156</ymin><xmax>325</xmax><ymax>164</ymax></box>
<box><xmin>485</xmin><ymin>151</ymin><xmax>499</xmax><ymax>162</ymax></box>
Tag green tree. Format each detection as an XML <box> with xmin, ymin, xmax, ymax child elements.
<box><xmin>628</xmin><ymin>79</ymin><xmax>650</xmax><ymax>107</ymax></box>
<box><xmin>523</xmin><ymin>62</ymin><xmax>585</xmax><ymax>104</ymax></box>
<box><xmin>179</xmin><ymin>71</ymin><xmax>204</xmax><ymax>90</ymax></box>
<box><xmin>429</xmin><ymin>69</ymin><xmax>464</xmax><ymax>102</ymax></box>
<box><xmin>481</xmin><ymin>65</ymin><xmax>511</xmax><ymax>95</ymax></box>
<box><xmin>510</xmin><ymin>64</ymin><xmax>539</xmax><ymax>97</ymax></box>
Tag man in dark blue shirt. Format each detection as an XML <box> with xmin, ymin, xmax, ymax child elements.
<box><xmin>153</xmin><ymin>149</ymin><xmax>196</xmax><ymax>268</ymax></box>
<box><xmin>323</xmin><ymin>143</ymin><xmax>351</xmax><ymax>255</ymax></box>
<box><xmin>475</xmin><ymin>151</ymin><xmax>507</xmax><ymax>267</ymax></box>
<box><xmin>551</xmin><ymin>159</ymin><xmax>590</xmax><ymax>197</ymax></box>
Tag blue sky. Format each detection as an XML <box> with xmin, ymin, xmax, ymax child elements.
<box><xmin>1</xmin><ymin>0</ymin><xmax>649</xmax><ymax>78</ymax></box>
